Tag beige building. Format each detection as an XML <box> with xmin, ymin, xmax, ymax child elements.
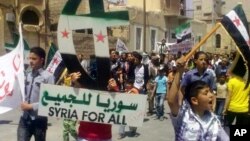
<box><xmin>126</xmin><ymin>0</ymin><xmax>208</xmax><ymax>54</ymax></box>
<box><xmin>193</xmin><ymin>0</ymin><xmax>250</xmax><ymax>54</ymax></box>
<box><xmin>1</xmin><ymin>0</ymin><xmax>205</xmax><ymax>56</ymax></box>
<box><xmin>127</xmin><ymin>0</ymin><xmax>187</xmax><ymax>53</ymax></box>
<box><xmin>0</xmin><ymin>0</ymin><xmax>49</xmax><ymax>54</ymax></box>
<box><xmin>0</xmin><ymin>0</ymin><xmax>102</xmax><ymax>58</ymax></box>
<box><xmin>0</xmin><ymin>0</ymin><xmax>186</xmax><ymax>55</ymax></box>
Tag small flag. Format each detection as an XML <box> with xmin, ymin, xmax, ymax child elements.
<box><xmin>46</xmin><ymin>43</ymin><xmax>65</xmax><ymax>83</ymax></box>
<box><xmin>116</xmin><ymin>38</ymin><xmax>128</xmax><ymax>52</ymax></box>
<box><xmin>46</xmin><ymin>42</ymin><xmax>58</xmax><ymax>67</ymax></box>
<box><xmin>175</xmin><ymin>22</ymin><xmax>191</xmax><ymax>43</ymax></box>
<box><xmin>221</xmin><ymin>4</ymin><xmax>250</xmax><ymax>88</ymax></box>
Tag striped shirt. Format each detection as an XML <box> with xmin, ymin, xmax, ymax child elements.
<box><xmin>24</xmin><ymin>68</ymin><xmax>54</xmax><ymax>119</ymax></box>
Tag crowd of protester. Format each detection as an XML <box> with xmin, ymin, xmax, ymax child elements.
<box><xmin>77</xmin><ymin>48</ymin><xmax>243</xmax><ymax>140</ymax></box>
<box><xmin>21</xmin><ymin>45</ymin><xmax>247</xmax><ymax>141</ymax></box>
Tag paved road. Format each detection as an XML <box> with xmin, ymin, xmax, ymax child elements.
<box><xmin>0</xmin><ymin>102</ymin><xmax>175</xmax><ymax>141</ymax></box>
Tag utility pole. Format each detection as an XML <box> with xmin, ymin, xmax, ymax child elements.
<box><xmin>143</xmin><ymin>0</ymin><xmax>146</xmax><ymax>52</ymax></box>
<box><xmin>212</xmin><ymin>0</ymin><xmax>215</xmax><ymax>48</ymax></box>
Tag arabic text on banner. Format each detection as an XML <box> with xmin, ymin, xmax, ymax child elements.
<box><xmin>38</xmin><ymin>84</ymin><xmax>147</xmax><ymax>127</ymax></box>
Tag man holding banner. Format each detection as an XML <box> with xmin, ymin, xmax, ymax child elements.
<box><xmin>17</xmin><ymin>47</ymin><xmax>54</xmax><ymax>141</ymax></box>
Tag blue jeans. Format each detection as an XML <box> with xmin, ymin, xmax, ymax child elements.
<box><xmin>155</xmin><ymin>94</ymin><xmax>165</xmax><ymax>118</ymax></box>
<box><xmin>17</xmin><ymin>116</ymin><xmax>48</xmax><ymax>141</ymax></box>
<box><xmin>215</xmin><ymin>98</ymin><xmax>225</xmax><ymax>116</ymax></box>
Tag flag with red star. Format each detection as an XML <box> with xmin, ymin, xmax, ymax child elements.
<box><xmin>58</xmin><ymin>0</ymin><xmax>129</xmax><ymax>90</ymax></box>
<box><xmin>221</xmin><ymin>4</ymin><xmax>250</xmax><ymax>88</ymax></box>
<box><xmin>46</xmin><ymin>43</ymin><xmax>65</xmax><ymax>83</ymax></box>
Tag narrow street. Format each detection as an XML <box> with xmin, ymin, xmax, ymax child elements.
<box><xmin>0</xmin><ymin>102</ymin><xmax>175</xmax><ymax>141</ymax></box>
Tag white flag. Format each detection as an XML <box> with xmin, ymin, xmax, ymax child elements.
<box><xmin>0</xmin><ymin>23</ymin><xmax>25</xmax><ymax>114</ymax></box>
<box><xmin>116</xmin><ymin>38</ymin><xmax>128</xmax><ymax>52</ymax></box>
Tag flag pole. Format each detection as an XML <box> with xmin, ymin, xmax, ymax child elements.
<box><xmin>184</xmin><ymin>23</ymin><xmax>221</xmax><ymax>61</ymax></box>
<box><xmin>56</xmin><ymin>68</ymin><xmax>68</xmax><ymax>85</ymax></box>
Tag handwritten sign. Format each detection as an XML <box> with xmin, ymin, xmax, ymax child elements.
<box><xmin>38</xmin><ymin>84</ymin><xmax>147</xmax><ymax>127</ymax></box>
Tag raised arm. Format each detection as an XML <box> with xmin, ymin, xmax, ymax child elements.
<box><xmin>167</xmin><ymin>57</ymin><xmax>186</xmax><ymax>116</ymax></box>
<box><xmin>70</xmin><ymin>72</ymin><xmax>82</xmax><ymax>88</ymax></box>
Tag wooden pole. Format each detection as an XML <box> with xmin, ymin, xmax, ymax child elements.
<box><xmin>56</xmin><ymin>68</ymin><xmax>68</xmax><ymax>85</ymax></box>
<box><xmin>184</xmin><ymin>23</ymin><xmax>221</xmax><ymax>61</ymax></box>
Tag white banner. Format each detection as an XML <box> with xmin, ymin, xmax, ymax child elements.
<box><xmin>108</xmin><ymin>0</ymin><xmax>127</xmax><ymax>6</ymax></box>
<box><xmin>38</xmin><ymin>84</ymin><xmax>147</xmax><ymax>127</ymax></box>
<box><xmin>155</xmin><ymin>42</ymin><xmax>175</xmax><ymax>54</ymax></box>
<box><xmin>0</xmin><ymin>23</ymin><xmax>25</xmax><ymax>114</ymax></box>
<box><xmin>169</xmin><ymin>40</ymin><xmax>193</xmax><ymax>54</ymax></box>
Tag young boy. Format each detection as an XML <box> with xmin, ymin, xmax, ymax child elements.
<box><xmin>151</xmin><ymin>65</ymin><xmax>168</xmax><ymax>120</ymax></box>
<box><xmin>215</xmin><ymin>74</ymin><xmax>227</xmax><ymax>122</ymax></box>
<box><xmin>167</xmin><ymin>57</ymin><xmax>229</xmax><ymax>141</ymax></box>
<box><xmin>17</xmin><ymin>47</ymin><xmax>55</xmax><ymax>141</ymax></box>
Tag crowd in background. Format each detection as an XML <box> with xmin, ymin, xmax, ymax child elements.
<box><xmin>75</xmin><ymin>49</ymin><xmax>244</xmax><ymax>140</ymax></box>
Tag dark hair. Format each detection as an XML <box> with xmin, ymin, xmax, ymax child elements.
<box><xmin>132</xmin><ymin>51</ymin><xmax>142</xmax><ymax>61</ymax></box>
<box><xmin>218</xmin><ymin>73</ymin><xmax>226</xmax><ymax>78</ymax></box>
<box><xmin>194</xmin><ymin>51</ymin><xmax>207</xmax><ymax>60</ymax></box>
<box><xmin>184</xmin><ymin>80</ymin><xmax>209</xmax><ymax>104</ymax></box>
<box><xmin>30</xmin><ymin>46</ymin><xmax>46</xmax><ymax>59</ymax></box>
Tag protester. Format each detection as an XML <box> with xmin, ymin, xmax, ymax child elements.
<box><xmin>17</xmin><ymin>47</ymin><xmax>55</xmax><ymax>141</ymax></box>
<box><xmin>167</xmin><ymin>56</ymin><xmax>229</xmax><ymax>141</ymax></box>
<box><xmin>130</xmin><ymin>51</ymin><xmax>149</xmax><ymax>94</ymax></box>
<box><xmin>181</xmin><ymin>51</ymin><xmax>217</xmax><ymax>110</ymax></box>
<box><xmin>215</xmin><ymin>58</ymin><xmax>229</xmax><ymax>78</ymax></box>
<box><xmin>215</xmin><ymin>74</ymin><xmax>227</xmax><ymax>123</ymax></box>
<box><xmin>70</xmin><ymin>72</ymin><xmax>112</xmax><ymax>141</ymax></box>
<box><xmin>151</xmin><ymin>65</ymin><xmax>168</xmax><ymax>121</ymax></box>
<box><xmin>223</xmin><ymin>74</ymin><xmax>250</xmax><ymax>126</ymax></box>
<box><xmin>125</xmin><ymin>52</ymin><xmax>136</xmax><ymax>83</ymax></box>
<box><xmin>146</xmin><ymin>54</ymin><xmax>159</xmax><ymax>116</ymax></box>
<box><xmin>106</xmin><ymin>78</ymin><xmax>126</xmax><ymax>140</ymax></box>
<box><xmin>62</xmin><ymin>70</ymin><xmax>78</xmax><ymax>141</ymax></box>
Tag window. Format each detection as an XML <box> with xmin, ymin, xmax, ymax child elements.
<box><xmin>21</xmin><ymin>10</ymin><xmax>39</xmax><ymax>25</ymax></box>
<box><xmin>198</xmin><ymin>36</ymin><xmax>201</xmax><ymax>42</ymax></box>
<box><xmin>150</xmin><ymin>28</ymin><xmax>157</xmax><ymax>51</ymax></box>
<box><xmin>165</xmin><ymin>0</ymin><xmax>171</xmax><ymax>8</ymax></box>
<box><xmin>196</xmin><ymin>6</ymin><xmax>201</xmax><ymax>10</ymax></box>
<box><xmin>203</xmin><ymin>13</ymin><xmax>212</xmax><ymax>17</ymax></box>
<box><xmin>165</xmin><ymin>31</ymin><xmax>168</xmax><ymax>39</ymax></box>
<box><xmin>50</xmin><ymin>24</ymin><xmax>58</xmax><ymax>32</ymax></box>
<box><xmin>215</xmin><ymin>34</ymin><xmax>221</xmax><ymax>48</ymax></box>
<box><xmin>135</xmin><ymin>26</ymin><xmax>143</xmax><ymax>50</ymax></box>
<box><xmin>171</xmin><ymin>32</ymin><xmax>176</xmax><ymax>39</ymax></box>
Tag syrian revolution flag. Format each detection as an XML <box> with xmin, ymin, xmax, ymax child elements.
<box><xmin>57</xmin><ymin>0</ymin><xmax>129</xmax><ymax>90</ymax></box>
<box><xmin>46</xmin><ymin>43</ymin><xmax>65</xmax><ymax>83</ymax></box>
<box><xmin>221</xmin><ymin>4</ymin><xmax>250</xmax><ymax>88</ymax></box>
<box><xmin>175</xmin><ymin>22</ymin><xmax>191</xmax><ymax>43</ymax></box>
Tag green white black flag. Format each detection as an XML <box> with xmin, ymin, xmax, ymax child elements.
<box><xmin>175</xmin><ymin>22</ymin><xmax>191</xmax><ymax>42</ymax></box>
